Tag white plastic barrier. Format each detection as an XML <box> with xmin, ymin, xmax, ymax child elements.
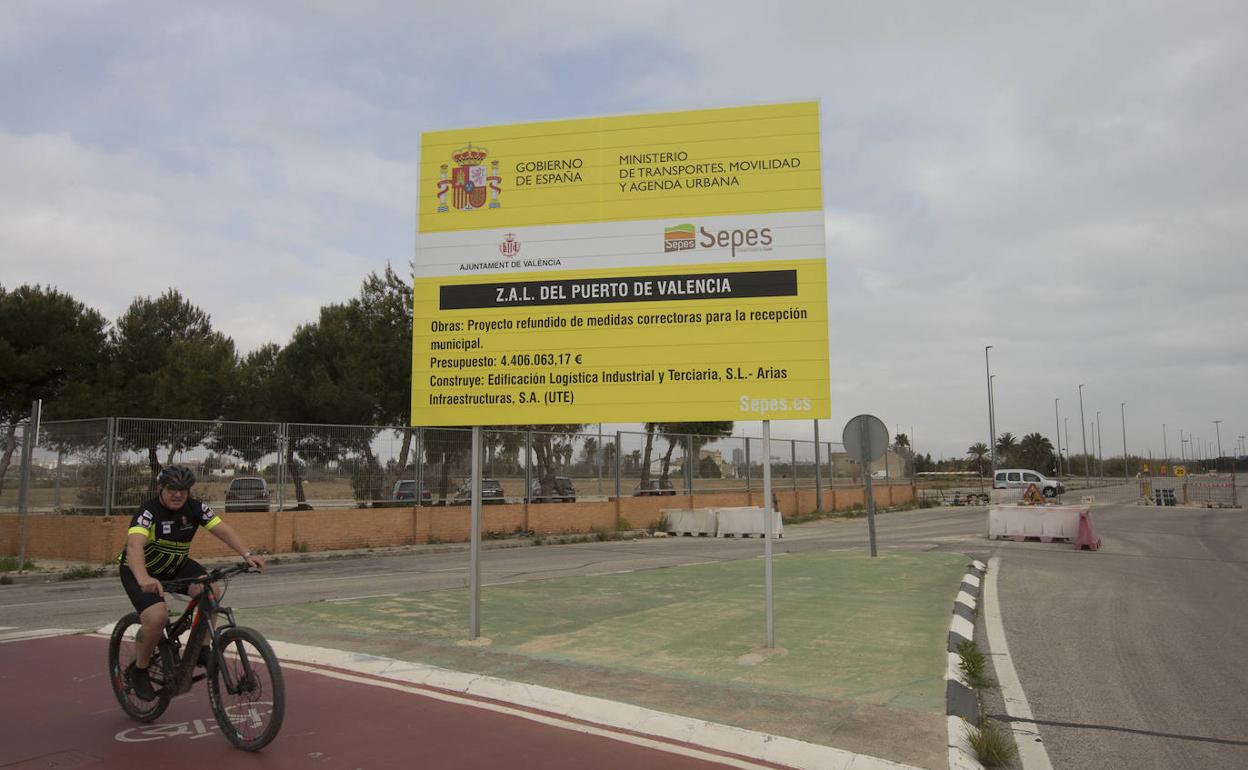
<box><xmin>987</xmin><ymin>505</ymin><xmax>1086</xmax><ymax>542</ymax></box>
<box><xmin>714</xmin><ymin>506</ymin><xmax>783</xmax><ymax>538</ymax></box>
<box><xmin>662</xmin><ymin>508</ymin><xmax>718</xmax><ymax>536</ymax></box>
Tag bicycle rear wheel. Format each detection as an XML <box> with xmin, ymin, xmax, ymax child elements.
<box><xmin>207</xmin><ymin>626</ymin><xmax>285</xmax><ymax>751</ymax></box>
<box><xmin>108</xmin><ymin>612</ymin><xmax>175</xmax><ymax>722</ymax></box>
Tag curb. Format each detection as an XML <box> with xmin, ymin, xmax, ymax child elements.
<box><xmin>946</xmin><ymin>559</ymin><xmax>987</xmax><ymax>770</ymax></box>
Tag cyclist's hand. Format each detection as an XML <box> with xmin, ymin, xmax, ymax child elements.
<box><xmin>244</xmin><ymin>553</ymin><xmax>266</xmax><ymax>572</ymax></box>
<box><xmin>138</xmin><ymin>575</ymin><xmax>164</xmax><ymax>596</ymax></box>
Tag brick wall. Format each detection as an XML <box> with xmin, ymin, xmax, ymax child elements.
<box><xmin>2</xmin><ymin>483</ymin><xmax>915</xmax><ymax>562</ymax></box>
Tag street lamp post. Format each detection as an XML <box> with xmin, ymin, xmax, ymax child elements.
<box><xmin>984</xmin><ymin>346</ymin><xmax>996</xmax><ymax>475</ymax></box>
<box><xmin>1064</xmin><ymin>417</ymin><xmax>1071</xmax><ymax>474</ymax></box>
<box><xmin>1078</xmin><ymin>384</ymin><xmax>1089</xmax><ymax>487</ymax></box>
<box><xmin>1054</xmin><ymin>398</ymin><xmax>1063</xmax><ymax>478</ymax></box>
<box><xmin>1163</xmin><ymin>424</ymin><xmax>1168</xmax><ymax>464</ymax></box>
<box><xmin>990</xmin><ymin>375</ymin><xmax>998</xmax><ymax>459</ymax></box>
<box><xmin>1096</xmin><ymin>411</ymin><xmax>1104</xmax><ymax>479</ymax></box>
<box><xmin>1213</xmin><ymin>420</ymin><xmax>1224</xmax><ymax>474</ymax></box>
<box><xmin>1120</xmin><ymin>402</ymin><xmax>1128</xmax><ymax>481</ymax></box>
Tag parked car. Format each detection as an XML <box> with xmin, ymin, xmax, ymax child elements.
<box><xmin>452</xmin><ymin>478</ymin><xmax>506</xmax><ymax>505</ymax></box>
<box><xmin>992</xmin><ymin>469</ymin><xmax>1064</xmax><ymax>498</ymax></box>
<box><xmin>224</xmin><ymin>476</ymin><xmax>271</xmax><ymax>512</ymax></box>
<box><xmin>529</xmin><ymin>476</ymin><xmax>577</xmax><ymax>503</ymax></box>
<box><xmin>633</xmin><ymin>478</ymin><xmax>677</xmax><ymax>496</ymax></box>
<box><xmin>391</xmin><ymin>479</ymin><xmax>433</xmax><ymax>506</ymax></box>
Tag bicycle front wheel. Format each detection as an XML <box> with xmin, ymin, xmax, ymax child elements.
<box><xmin>108</xmin><ymin>612</ymin><xmax>175</xmax><ymax>722</ymax></box>
<box><xmin>207</xmin><ymin>626</ymin><xmax>285</xmax><ymax>751</ymax></box>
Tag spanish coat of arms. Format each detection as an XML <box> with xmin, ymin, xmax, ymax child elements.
<box><xmin>437</xmin><ymin>144</ymin><xmax>501</xmax><ymax>212</ymax></box>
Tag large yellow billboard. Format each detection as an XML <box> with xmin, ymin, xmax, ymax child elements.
<box><xmin>412</xmin><ymin>101</ymin><xmax>828</xmax><ymax>425</ymax></box>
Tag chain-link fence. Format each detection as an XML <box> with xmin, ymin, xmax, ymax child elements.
<box><xmin>1</xmin><ymin>417</ymin><xmax>907</xmax><ymax>515</ymax></box>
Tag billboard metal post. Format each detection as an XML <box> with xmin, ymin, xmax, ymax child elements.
<box><xmin>762</xmin><ymin>421</ymin><xmax>775</xmax><ymax>649</ymax></box>
<box><xmin>469</xmin><ymin>426</ymin><xmax>482</xmax><ymax>640</ymax></box>
<box><xmin>814</xmin><ymin>421</ymin><xmax>823</xmax><ymax>513</ymax></box>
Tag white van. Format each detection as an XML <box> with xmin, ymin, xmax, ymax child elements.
<box><xmin>993</xmin><ymin>469</ymin><xmax>1065</xmax><ymax>498</ymax></box>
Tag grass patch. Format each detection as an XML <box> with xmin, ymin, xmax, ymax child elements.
<box><xmin>60</xmin><ymin>564</ymin><xmax>108</xmax><ymax>581</ymax></box>
<box><xmin>956</xmin><ymin>638</ymin><xmax>994</xmax><ymax>689</ymax></box>
<box><xmin>0</xmin><ymin>556</ymin><xmax>36</xmax><ymax>573</ymax></box>
<box><xmin>965</xmin><ymin>719</ymin><xmax>1018</xmax><ymax>767</ymax></box>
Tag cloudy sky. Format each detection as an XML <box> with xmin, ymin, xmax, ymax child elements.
<box><xmin>4</xmin><ymin>1</ymin><xmax>1246</xmax><ymax>461</ymax></box>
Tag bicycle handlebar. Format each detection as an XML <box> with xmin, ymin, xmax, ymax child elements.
<box><xmin>160</xmin><ymin>563</ymin><xmax>256</xmax><ymax>593</ymax></box>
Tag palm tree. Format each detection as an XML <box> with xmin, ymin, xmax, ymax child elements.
<box><xmin>967</xmin><ymin>442</ymin><xmax>990</xmax><ymax>477</ymax></box>
<box><xmin>894</xmin><ymin>433</ymin><xmax>912</xmax><ymax>478</ymax></box>
<box><xmin>995</xmin><ymin>432</ymin><xmax>1018</xmax><ymax>466</ymax></box>
<box><xmin>1019</xmin><ymin>432</ymin><xmax>1055</xmax><ymax>473</ymax></box>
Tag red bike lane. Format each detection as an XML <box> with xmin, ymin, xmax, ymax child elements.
<box><xmin>0</xmin><ymin>634</ymin><xmax>777</xmax><ymax>770</ymax></box>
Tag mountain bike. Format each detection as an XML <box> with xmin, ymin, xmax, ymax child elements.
<box><xmin>107</xmin><ymin>563</ymin><xmax>285</xmax><ymax>751</ymax></box>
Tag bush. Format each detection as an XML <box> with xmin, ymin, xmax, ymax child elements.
<box><xmin>60</xmin><ymin>564</ymin><xmax>108</xmax><ymax>581</ymax></box>
<box><xmin>956</xmin><ymin>639</ymin><xmax>994</xmax><ymax>689</ymax></box>
<box><xmin>965</xmin><ymin>719</ymin><xmax>1018</xmax><ymax>767</ymax></box>
<box><xmin>0</xmin><ymin>557</ymin><xmax>36</xmax><ymax>573</ymax></box>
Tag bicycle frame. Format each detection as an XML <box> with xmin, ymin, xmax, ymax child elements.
<box><xmin>163</xmin><ymin>584</ymin><xmax>242</xmax><ymax>696</ymax></box>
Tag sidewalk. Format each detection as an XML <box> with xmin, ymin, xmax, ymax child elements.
<box><xmin>238</xmin><ymin>549</ymin><xmax>969</xmax><ymax>770</ymax></box>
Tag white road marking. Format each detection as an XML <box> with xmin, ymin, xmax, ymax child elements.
<box><xmin>0</xmin><ymin>628</ymin><xmax>81</xmax><ymax>643</ymax></box>
<box><xmin>984</xmin><ymin>556</ymin><xmax>1054</xmax><ymax>770</ymax></box>
<box><xmin>325</xmin><ymin>593</ymin><xmax>400</xmax><ymax>603</ymax></box>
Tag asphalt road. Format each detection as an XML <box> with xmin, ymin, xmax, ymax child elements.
<box><xmin>989</xmin><ymin>495</ymin><xmax>1248</xmax><ymax>769</ymax></box>
<box><xmin>0</xmin><ymin>501</ymin><xmax>997</xmax><ymax>634</ymax></box>
<box><xmin>5</xmin><ymin>482</ymin><xmax>1246</xmax><ymax>770</ymax></box>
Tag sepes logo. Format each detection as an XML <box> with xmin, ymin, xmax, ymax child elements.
<box><xmin>436</xmin><ymin>144</ymin><xmax>502</xmax><ymax>212</ymax></box>
<box><xmin>664</xmin><ymin>223</ymin><xmax>774</xmax><ymax>258</ymax></box>
<box><xmin>499</xmin><ymin>233</ymin><xmax>521</xmax><ymax>257</ymax></box>
<box><xmin>664</xmin><ymin>224</ymin><xmax>696</xmax><ymax>252</ymax></box>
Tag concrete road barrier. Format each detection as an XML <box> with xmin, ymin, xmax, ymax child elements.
<box><xmin>714</xmin><ymin>506</ymin><xmax>783</xmax><ymax>538</ymax></box>
<box><xmin>662</xmin><ymin>508</ymin><xmax>718</xmax><ymax>536</ymax></box>
<box><xmin>988</xmin><ymin>505</ymin><xmax>1085</xmax><ymax>543</ymax></box>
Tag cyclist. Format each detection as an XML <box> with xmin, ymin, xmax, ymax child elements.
<box><xmin>118</xmin><ymin>464</ymin><xmax>265</xmax><ymax>700</ymax></box>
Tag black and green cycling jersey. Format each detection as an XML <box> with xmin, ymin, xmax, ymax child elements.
<box><xmin>117</xmin><ymin>496</ymin><xmax>222</xmax><ymax>577</ymax></box>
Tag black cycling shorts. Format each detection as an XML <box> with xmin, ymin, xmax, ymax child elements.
<box><xmin>119</xmin><ymin>560</ymin><xmax>207</xmax><ymax>613</ymax></box>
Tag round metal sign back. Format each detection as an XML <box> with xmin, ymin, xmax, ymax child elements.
<box><xmin>843</xmin><ymin>414</ymin><xmax>889</xmax><ymax>464</ymax></box>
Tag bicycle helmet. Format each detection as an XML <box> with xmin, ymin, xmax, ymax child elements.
<box><xmin>156</xmin><ymin>464</ymin><xmax>196</xmax><ymax>490</ymax></box>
